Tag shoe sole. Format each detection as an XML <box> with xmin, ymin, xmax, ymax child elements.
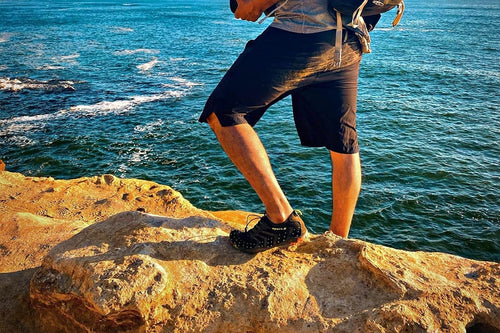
<box><xmin>229</xmin><ymin>235</ymin><xmax>305</xmax><ymax>254</ymax></box>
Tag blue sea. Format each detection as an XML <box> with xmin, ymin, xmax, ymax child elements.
<box><xmin>0</xmin><ymin>0</ymin><xmax>498</xmax><ymax>262</ymax></box>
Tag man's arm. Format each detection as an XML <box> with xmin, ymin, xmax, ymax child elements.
<box><xmin>234</xmin><ymin>0</ymin><xmax>280</xmax><ymax>21</ymax></box>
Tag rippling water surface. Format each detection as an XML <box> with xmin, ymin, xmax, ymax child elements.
<box><xmin>0</xmin><ymin>0</ymin><xmax>498</xmax><ymax>261</ymax></box>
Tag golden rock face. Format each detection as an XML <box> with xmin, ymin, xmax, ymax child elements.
<box><xmin>0</xmin><ymin>169</ymin><xmax>499</xmax><ymax>333</ymax></box>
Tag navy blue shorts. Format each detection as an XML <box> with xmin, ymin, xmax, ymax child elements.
<box><xmin>199</xmin><ymin>27</ymin><xmax>362</xmax><ymax>154</ymax></box>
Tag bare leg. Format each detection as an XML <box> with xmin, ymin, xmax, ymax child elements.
<box><xmin>329</xmin><ymin>151</ymin><xmax>361</xmax><ymax>237</ymax></box>
<box><xmin>207</xmin><ymin>113</ymin><xmax>293</xmax><ymax>223</ymax></box>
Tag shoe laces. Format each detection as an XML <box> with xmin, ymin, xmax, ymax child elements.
<box><xmin>244</xmin><ymin>214</ymin><xmax>264</xmax><ymax>232</ymax></box>
<box><xmin>245</xmin><ymin>210</ymin><xmax>302</xmax><ymax>232</ymax></box>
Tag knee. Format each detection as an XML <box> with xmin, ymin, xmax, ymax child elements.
<box><xmin>330</xmin><ymin>151</ymin><xmax>362</xmax><ymax>182</ymax></box>
<box><xmin>330</xmin><ymin>151</ymin><xmax>360</xmax><ymax>167</ymax></box>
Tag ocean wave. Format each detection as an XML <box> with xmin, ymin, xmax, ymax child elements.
<box><xmin>61</xmin><ymin>54</ymin><xmax>80</xmax><ymax>60</ymax></box>
<box><xmin>112</xmin><ymin>26</ymin><xmax>134</xmax><ymax>33</ymax></box>
<box><xmin>129</xmin><ymin>147</ymin><xmax>152</xmax><ymax>163</ymax></box>
<box><xmin>163</xmin><ymin>76</ymin><xmax>203</xmax><ymax>88</ymax></box>
<box><xmin>0</xmin><ymin>77</ymin><xmax>77</xmax><ymax>92</ymax></box>
<box><xmin>114</xmin><ymin>48</ymin><xmax>160</xmax><ymax>55</ymax></box>
<box><xmin>36</xmin><ymin>65</ymin><xmax>66</xmax><ymax>71</ymax></box>
<box><xmin>0</xmin><ymin>88</ymin><xmax>189</xmax><ymax>136</ymax></box>
<box><xmin>0</xmin><ymin>33</ymin><xmax>14</xmax><ymax>43</ymax></box>
<box><xmin>402</xmin><ymin>62</ymin><xmax>500</xmax><ymax>80</ymax></box>
<box><xmin>3</xmin><ymin>135</ymin><xmax>36</xmax><ymax>148</ymax></box>
<box><xmin>137</xmin><ymin>57</ymin><xmax>160</xmax><ymax>71</ymax></box>
<box><xmin>169</xmin><ymin>57</ymin><xmax>188</xmax><ymax>62</ymax></box>
<box><xmin>57</xmin><ymin>53</ymin><xmax>80</xmax><ymax>63</ymax></box>
<box><xmin>134</xmin><ymin>119</ymin><xmax>164</xmax><ymax>132</ymax></box>
<box><xmin>32</xmin><ymin>54</ymin><xmax>80</xmax><ymax>70</ymax></box>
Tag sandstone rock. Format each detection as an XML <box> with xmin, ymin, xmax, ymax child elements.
<box><xmin>0</xmin><ymin>171</ymin><xmax>210</xmax><ymax>224</ymax></box>
<box><xmin>30</xmin><ymin>211</ymin><xmax>500</xmax><ymax>333</ymax></box>
<box><xmin>0</xmin><ymin>170</ymin><xmax>216</xmax><ymax>332</ymax></box>
<box><xmin>1</xmin><ymin>170</ymin><xmax>499</xmax><ymax>332</ymax></box>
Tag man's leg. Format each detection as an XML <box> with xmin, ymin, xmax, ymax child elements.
<box><xmin>329</xmin><ymin>151</ymin><xmax>361</xmax><ymax>237</ymax></box>
<box><xmin>207</xmin><ymin>113</ymin><xmax>293</xmax><ymax>223</ymax></box>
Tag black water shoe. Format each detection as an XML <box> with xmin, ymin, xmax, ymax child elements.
<box><xmin>229</xmin><ymin>210</ymin><xmax>307</xmax><ymax>254</ymax></box>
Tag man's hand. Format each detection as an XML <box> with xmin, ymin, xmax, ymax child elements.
<box><xmin>234</xmin><ymin>0</ymin><xmax>280</xmax><ymax>22</ymax></box>
<box><xmin>234</xmin><ymin>0</ymin><xmax>264</xmax><ymax>22</ymax></box>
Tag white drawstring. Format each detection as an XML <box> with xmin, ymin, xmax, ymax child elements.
<box><xmin>333</xmin><ymin>10</ymin><xmax>343</xmax><ymax>67</ymax></box>
<box><xmin>348</xmin><ymin>0</ymin><xmax>368</xmax><ymax>29</ymax></box>
<box><xmin>258</xmin><ymin>0</ymin><xmax>289</xmax><ymax>24</ymax></box>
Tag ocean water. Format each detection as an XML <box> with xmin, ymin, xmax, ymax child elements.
<box><xmin>0</xmin><ymin>0</ymin><xmax>498</xmax><ymax>262</ymax></box>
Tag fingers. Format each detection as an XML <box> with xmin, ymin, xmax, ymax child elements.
<box><xmin>234</xmin><ymin>0</ymin><xmax>263</xmax><ymax>22</ymax></box>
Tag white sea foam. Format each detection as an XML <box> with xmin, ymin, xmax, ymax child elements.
<box><xmin>0</xmin><ymin>88</ymin><xmax>188</xmax><ymax>136</ymax></box>
<box><xmin>0</xmin><ymin>33</ymin><xmax>14</xmax><ymax>43</ymax></box>
<box><xmin>163</xmin><ymin>77</ymin><xmax>203</xmax><ymax>89</ymax></box>
<box><xmin>134</xmin><ymin>119</ymin><xmax>164</xmax><ymax>133</ymax></box>
<box><xmin>0</xmin><ymin>77</ymin><xmax>76</xmax><ymax>92</ymax></box>
<box><xmin>1</xmin><ymin>122</ymin><xmax>46</xmax><ymax>136</ymax></box>
<box><xmin>0</xmin><ymin>65</ymin><xmax>7</xmax><ymax>71</ymax></box>
<box><xmin>4</xmin><ymin>135</ymin><xmax>36</xmax><ymax>147</ymax></box>
<box><xmin>112</xmin><ymin>26</ymin><xmax>134</xmax><ymax>33</ymax></box>
<box><xmin>137</xmin><ymin>57</ymin><xmax>159</xmax><ymax>71</ymax></box>
<box><xmin>37</xmin><ymin>64</ymin><xmax>66</xmax><ymax>70</ymax></box>
<box><xmin>169</xmin><ymin>57</ymin><xmax>188</xmax><ymax>62</ymax></box>
<box><xmin>58</xmin><ymin>53</ymin><xmax>80</xmax><ymax>62</ymax></box>
<box><xmin>129</xmin><ymin>148</ymin><xmax>151</xmax><ymax>163</ymax></box>
<box><xmin>114</xmin><ymin>48</ymin><xmax>160</xmax><ymax>55</ymax></box>
<box><xmin>68</xmin><ymin>90</ymin><xmax>183</xmax><ymax>116</ymax></box>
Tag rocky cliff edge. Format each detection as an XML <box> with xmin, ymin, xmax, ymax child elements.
<box><xmin>0</xmin><ymin>167</ymin><xmax>498</xmax><ymax>333</ymax></box>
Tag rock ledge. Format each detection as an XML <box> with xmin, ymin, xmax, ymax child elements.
<box><xmin>31</xmin><ymin>212</ymin><xmax>500</xmax><ymax>332</ymax></box>
<box><xmin>0</xmin><ymin>169</ymin><xmax>499</xmax><ymax>332</ymax></box>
